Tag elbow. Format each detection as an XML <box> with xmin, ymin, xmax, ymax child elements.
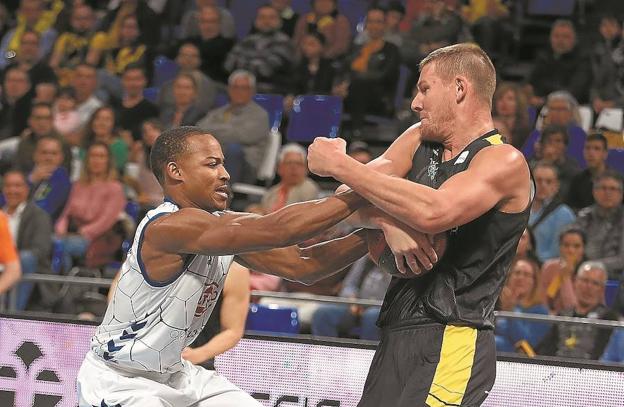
<box><xmin>405</xmin><ymin>205</ymin><xmax>450</xmax><ymax>234</ymax></box>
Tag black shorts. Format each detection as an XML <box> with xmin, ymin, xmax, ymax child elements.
<box><xmin>358</xmin><ymin>324</ymin><xmax>496</xmax><ymax>407</ymax></box>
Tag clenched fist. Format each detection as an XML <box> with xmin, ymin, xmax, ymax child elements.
<box><xmin>307</xmin><ymin>137</ymin><xmax>347</xmax><ymax>178</ymax></box>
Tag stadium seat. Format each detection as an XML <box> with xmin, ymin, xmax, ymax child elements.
<box><xmin>51</xmin><ymin>238</ymin><xmax>64</xmax><ymax>275</ymax></box>
<box><xmin>214</xmin><ymin>91</ymin><xmax>229</xmax><ymax>108</ymax></box>
<box><xmin>246</xmin><ymin>303</ymin><xmax>300</xmax><ymax>334</ymax></box>
<box><xmin>596</xmin><ymin>108</ymin><xmax>624</xmax><ymax>132</ymax></box>
<box><xmin>338</xmin><ymin>0</ymin><xmax>368</xmax><ymax>35</ymax></box>
<box><xmin>143</xmin><ymin>87</ymin><xmax>159</xmax><ymax>103</ymax></box>
<box><xmin>153</xmin><ymin>56</ymin><xmax>179</xmax><ymax>87</ymax></box>
<box><xmin>607</xmin><ymin>149</ymin><xmax>624</xmax><ymax>173</ymax></box>
<box><xmin>286</xmin><ymin>95</ymin><xmax>343</xmax><ymax>142</ymax></box>
<box><xmin>578</xmin><ymin>106</ymin><xmax>593</xmax><ymax>132</ymax></box>
<box><xmin>228</xmin><ymin>0</ymin><xmax>267</xmax><ymax>39</ymax></box>
<box><xmin>257</xmin><ymin>129</ymin><xmax>282</xmax><ymax>183</ymax></box>
<box><xmin>605</xmin><ymin>280</ymin><xmax>620</xmax><ymax>308</ymax></box>
<box><xmin>253</xmin><ymin>93</ymin><xmax>284</xmax><ymax>132</ymax></box>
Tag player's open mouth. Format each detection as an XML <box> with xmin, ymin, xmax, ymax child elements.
<box><xmin>215</xmin><ymin>185</ymin><xmax>230</xmax><ymax>200</ymax></box>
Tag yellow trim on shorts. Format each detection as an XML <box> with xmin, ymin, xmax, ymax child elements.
<box><xmin>485</xmin><ymin>134</ymin><xmax>504</xmax><ymax>145</ymax></box>
<box><xmin>425</xmin><ymin>325</ymin><xmax>478</xmax><ymax>407</ymax></box>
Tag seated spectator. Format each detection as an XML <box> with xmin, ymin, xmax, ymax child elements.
<box><xmin>339</xmin><ymin>7</ymin><xmax>400</xmax><ymax>133</ymax></box>
<box><xmin>355</xmin><ymin>2</ymin><xmax>405</xmax><ymax>47</ymax></box>
<box><xmin>529</xmin><ymin>125</ymin><xmax>580</xmax><ymax>199</ymax></box>
<box><xmin>224</xmin><ymin>5</ymin><xmax>295</xmax><ymax>94</ymax></box>
<box><xmin>538</xmin><ymin>91</ymin><xmax>583</xmax><ymax>130</ymax></box>
<box><xmin>528</xmin><ymin>20</ymin><xmax>592</xmax><ymax>106</ymax></box>
<box><xmin>0</xmin><ymin>0</ymin><xmax>58</xmax><ymax>70</ymax></box>
<box><xmin>540</xmin><ymin>228</ymin><xmax>586</xmax><ymax>314</ymax></box>
<box><xmin>492</xmin><ymin>82</ymin><xmax>531</xmax><ymax>149</ymax></box>
<box><xmin>590</xmin><ymin>16</ymin><xmax>623</xmax><ymax>114</ymax></box>
<box><xmin>159</xmin><ymin>73</ymin><xmax>205</xmax><ymax>129</ymax></box>
<box><xmin>114</xmin><ymin>64</ymin><xmax>158</xmax><ymax>142</ymax></box>
<box><xmin>293</xmin><ymin>0</ymin><xmax>352</xmax><ymax>59</ymax></box>
<box><xmin>566</xmin><ymin>133</ymin><xmax>611</xmax><ymax>211</ymax></box>
<box><xmin>529</xmin><ymin>162</ymin><xmax>576</xmax><ymax>262</ymax></box>
<box><xmin>537</xmin><ymin>261</ymin><xmax>619</xmax><ymax>360</ymax></box>
<box><xmin>83</xmin><ymin>107</ymin><xmax>129</xmax><ymax>174</ymax></box>
<box><xmin>71</xmin><ymin>63</ymin><xmax>104</xmax><ymax>130</ymax></box>
<box><xmin>158</xmin><ymin>43</ymin><xmax>216</xmax><ymax>118</ymax></box>
<box><xmin>260</xmin><ymin>144</ymin><xmax>320</xmax><ymax>213</ymax></box>
<box><xmin>179</xmin><ymin>0</ymin><xmax>236</xmax><ymax>40</ymax></box>
<box><xmin>14</xmin><ymin>102</ymin><xmax>70</xmax><ymax>173</ymax></box>
<box><xmin>184</xmin><ymin>5</ymin><xmax>235</xmax><ymax>84</ymax></box>
<box><xmin>347</xmin><ymin>140</ymin><xmax>373</xmax><ymax>164</ymax></box>
<box><xmin>0</xmin><ymin>66</ymin><xmax>34</xmax><ymax>141</ymax></box>
<box><xmin>33</xmin><ymin>80</ymin><xmax>57</xmax><ymax>104</ymax></box>
<box><xmin>574</xmin><ymin>171</ymin><xmax>624</xmax><ymax>281</ymax></box>
<box><xmin>4</xmin><ymin>29</ymin><xmax>56</xmax><ymax>89</ymax></box>
<box><xmin>52</xmin><ymin>87</ymin><xmax>81</xmax><ymax>150</ymax></box>
<box><xmin>495</xmin><ymin>257</ymin><xmax>550</xmax><ymax>353</ymax></box>
<box><xmin>28</xmin><ymin>135</ymin><xmax>71</xmax><ymax>221</ymax></box>
<box><xmin>0</xmin><ymin>211</ymin><xmax>21</xmax><ymax>300</ymax></box>
<box><xmin>2</xmin><ymin>169</ymin><xmax>52</xmax><ymax>310</ymax></box>
<box><xmin>271</xmin><ymin>0</ymin><xmax>299</xmax><ymax>38</ymax></box>
<box><xmin>461</xmin><ymin>0</ymin><xmax>509</xmax><ymax>58</ymax></box>
<box><xmin>601</xmin><ymin>328</ymin><xmax>624</xmax><ymax>363</ymax></box>
<box><xmin>312</xmin><ymin>256</ymin><xmax>391</xmax><ymax>340</ymax></box>
<box><xmin>55</xmin><ymin>142</ymin><xmax>127</xmax><ymax>270</ymax></box>
<box><xmin>285</xmin><ymin>32</ymin><xmax>336</xmax><ymax>111</ymax></box>
<box><xmin>90</xmin><ymin>0</ymin><xmax>159</xmax><ymax>51</ymax></box>
<box><xmin>197</xmin><ymin>70</ymin><xmax>270</xmax><ymax>183</ymax></box>
<box><xmin>49</xmin><ymin>5</ymin><xmax>96</xmax><ymax>87</ymax></box>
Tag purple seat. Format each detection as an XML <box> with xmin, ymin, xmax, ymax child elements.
<box><xmin>286</xmin><ymin>95</ymin><xmax>343</xmax><ymax>142</ymax></box>
<box><xmin>153</xmin><ymin>56</ymin><xmax>179</xmax><ymax>87</ymax></box>
<box><xmin>607</xmin><ymin>149</ymin><xmax>624</xmax><ymax>174</ymax></box>
<box><xmin>246</xmin><ymin>303</ymin><xmax>300</xmax><ymax>334</ymax></box>
<box><xmin>253</xmin><ymin>93</ymin><xmax>284</xmax><ymax>132</ymax></box>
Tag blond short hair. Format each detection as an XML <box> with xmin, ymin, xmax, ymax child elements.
<box><xmin>420</xmin><ymin>43</ymin><xmax>496</xmax><ymax>106</ymax></box>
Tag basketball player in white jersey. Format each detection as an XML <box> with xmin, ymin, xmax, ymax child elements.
<box><xmin>77</xmin><ymin>126</ymin><xmax>371</xmax><ymax>407</ymax></box>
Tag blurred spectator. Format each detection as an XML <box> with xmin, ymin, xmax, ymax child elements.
<box><xmin>93</xmin><ymin>0</ymin><xmax>160</xmax><ymax>50</ymax></box>
<box><xmin>159</xmin><ymin>73</ymin><xmax>205</xmax><ymax>129</ymax></box>
<box><xmin>4</xmin><ymin>29</ymin><xmax>56</xmax><ymax>88</ymax></box>
<box><xmin>33</xmin><ymin>80</ymin><xmax>57</xmax><ymax>104</ymax></box>
<box><xmin>55</xmin><ymin>142</ymin><xmax>127</xmax><ymax>270</ymax></box>
<box><xmin>0</xmin><ymin>0</ymin><xmax>59</xmax><ymax>69</ymax></box>
<box><xmin>114</xmin><ymin>64</ymin><xmax>158</xmax><ymax>141</ymax></box>
<box><xmin>574</xmin><ymin>171</ymin><xmax>624</xmax><ymax>280</ymax></box>
<box><xmin>271</xmin><ymin>0</ymin><xmax>299</xmax><ymax>38</ymax></box>
<box><xmin>355</xmin><ymin>2</ymin><xmax>405</xmax><ymax>47</ymax></box>
<box><xmin>197</xmin><ymin>70</ymin><xmax>269</xmax><ymax>183</ymax></box>
<box><xmin>492</xmin><ymin>82</ymin><xmax>531</xmax><ymax>149</ymax></box>
<box><xmin>185</xmin><ymin>6</ymin><xmax>235</xmax><ymax>84</ymax></box>
<box><xmin>49</xmin><ymin>5</ymin><xmax>96</xmax><ymax>87</ymax></box>
<box><xmin>0</xmin><ymin>66</ymin><xmax>33</xmax><ymax>140</ymax></box>
<box><xmin>347</xmin><ymin>140</ymin><xmax>373</xmax><ymax>164</ymax></box>
<box><xmin>495</xmin><ymin>257</ymin><xmax>550</xmax><ymax>354</ymax></box>
<box><xmin>83</xmin><ymin>106</ymin><xmax>129</xmax><ymax>174</ymax></box>
<box><xmin>601</xmin><ymin>328</ymin><xmax>624</xmax><ymax>363</ymax></box>
<box><xmin>126</xmin><ymin>119</ymin><xmax>163</xmax><ymax>216</ymax></box>
<box><xmin>0</xmin><ymin>211</ymin><xmax>21</xmax><ymax>298</ymax></box>
<box><xmin>540</xmin><ymin>228</ymin><xmax>586</xmax><ymax>314</ymax></box>
<box><xmin>2</xmin><ymin>169</ymin><xmax>52</xmax><ymax>310</ymax></box>
<box><xmin>528</xmin><ymin>20</ymin><xmax>592</xmax><ymax>106</ymax></box>
<box><xmin>461</xmin><ymin>0</ymin><xmax>509</xmax><ymax>58</ymax></box>
<box><xmin>260</xmin><ymin>144</ymin><xmax>320</xmax><ymax>213</ymax></box>
<box><xmin>159</xmin><ymin>43</ymin><xmax>216</xmax><ymax>118</ymax></box>
<box><xmin>516</xmin><ymin>227</ymin><xmax>539</xmax><ymax>264</ymax></box>
<box><xmin>537</xmin><ymin>261</ymin><xmax>618</xmax><ymax>360</ymax></box>
<box><xmin>312</xmin><ymin>256</ymin><xmax>391</xmax><ymax>340</ymax></box>
<box><xmin>183</xmin><ymin>262</ymin><xmax>249</xmax><ymax>369</ymax></box>
<box><xmin>293</xmin><ymin>0</ymin><xmax>352</xmax><ymax>59</ymax></box>
<box><xmin>590</xmin><ymin>16</ymin><xmax>623</xmax><ymax>114</ymax></box>
<box><xmin>539</xmin><ymin>91</ymin><xmax>582</xmax><ymax>129</ymax></box>
<box><xmin>224</xmin><ymin>5</ymin><xmax>295</xmax><ymax>94</ymax></box>
<box><xmin>52</xmin><ymin>86</ymin><xmax>81</xmax><ymax>140</ymax></box>
<box><xmin>566</xmin><ymin>133</ymin><xmax>611</xmax><ymax>211</ymax></box>
<box><xmin>529</xmin><ymin>125</ymin><xmax>580</xmax><ymax>199</ymax></box>
<box><xmin>285</xmin><ymin>32</ymin><xmax>336</xmax><ymax>111</ymax></box>
<box><xmin>179</xmin><ymin>0</ymin><xmax>235</xmax><ymax>40</ymax></box>
<box><xmin>339</xmin><ymin>7</ymin><xmax>400</xmax><ymax>133</ymax></box>
<box><xmin>72</xmin><ymin>63</ymin><xmax>104</xmax><ymax>130</ymax></box>
<box><xmin>529</xmin><ymin>162</ymin><xmax>576</xmax><ymax>262</ymax></box>
<box><xmin>14</xmin><ymin>102</ymin><xmax>70</xmax><ymax>173</ymax></box>
<box><xmin>28</xmin><ymin>135</ymin><xmax>71</xmax><ymax>221</ymax></box>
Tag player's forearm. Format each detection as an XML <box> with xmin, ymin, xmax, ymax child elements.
<box><xmin>333</xmin><ymin>160</ymin><xmax>445</xmax><ymax>233</ymax></box>
<box><xmin>269</xmin><ymin>190</ymin><xmax>367</xmax><ymax>247</ymax></box>
<box><xmin>193</xmin><ymin>329</ymin><xmax>243</xmax><ymax>362</ymax></box>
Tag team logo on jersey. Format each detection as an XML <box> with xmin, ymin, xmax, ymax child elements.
<box><xmin>194</xmin><ymin>282</ymin><xmax>220</xmax><ymax>317</ymax></box>
<box><xmin>427</xmin><ymin>157</ymin><xmax>439</xmax><ymax>181</ymax></box>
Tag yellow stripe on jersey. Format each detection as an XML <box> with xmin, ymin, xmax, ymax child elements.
<box><xmin>485</xmin><ymin>134</ymin><xmax>504</xmax><ymax>145</ymax></box>
<box><xmin>426</xmin><ymin>325</ymin><xmax>477</xmax><ymax>407</ymax></box>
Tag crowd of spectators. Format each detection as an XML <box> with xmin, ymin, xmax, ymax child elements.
<box><xmin>0</xmin><ymin>0</ymin><xmax>623</xmax><ymax>363</ymax></box>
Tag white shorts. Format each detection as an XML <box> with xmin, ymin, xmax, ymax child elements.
<box><xmin>77</xmin><ymin>352</ymin><xmax>261</xmax><ymax>407</ymax></box>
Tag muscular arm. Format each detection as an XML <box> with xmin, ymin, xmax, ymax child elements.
<box><xmin>236</xmin><ymin>229</ymin><xmax>368</xmax><ymax>285</ymax></box>
<box><xmin>328</xmin><ymin>145</ymin><xmax>531</xmax><ymax>234</ymax></box>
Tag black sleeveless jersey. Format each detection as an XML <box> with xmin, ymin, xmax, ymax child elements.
<box><xmin>377</xmin><ymin>130</ymin><xmax>532</xmax><ymax>330</ymax></box>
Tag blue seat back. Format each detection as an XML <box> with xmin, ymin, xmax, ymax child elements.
<box><xmin>607</xmin><ymin>149</ymin><xmax>624</xmax><ymax>174</ymax></box>
<box><xmin>153</xmin><ymin>56</ymin><xmax>179</xmax><ymax>87</ymax></box>
<box><xmin>246</xmin><ymin>303</ymin><xmax>300</xmax><ymax>334</ymax></box>
<box><xmin>286</xmin><ymin>95</ymin><xmax>343</xmax><ymax>142</ymax></box>
<box><xmin>606</xmin><ymin>280</ymin><xmax>620</xmax><ymax>308</ymax></box>
<box><xmin>228</xmin><ymin>0</ymin><xmax>267</xmax><ymax>39</ymax></box>
<box><xmin>253</xmin><ymin>93</ymin><xmax>284</xmax><ymax>132</ymax></box>
<box><xmin>143</xmin><ymin>87</ymin><xmax>159</xmax><ymax>103</ymax></box>
<box><xmin>51</xmin><ymin>238</ymin><xmax>64</xmax><ymax>274</ymax></box>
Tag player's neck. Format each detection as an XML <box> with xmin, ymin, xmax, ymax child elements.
<box><xmin>442</xmin><ymin>112</ymin><xmax>494</xmax><ymax>160</ymax></box>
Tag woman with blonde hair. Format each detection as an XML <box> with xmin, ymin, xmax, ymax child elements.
<box><xmin>492</xmin><ymin>81</ymin><xmax>531</xmax><ymax>149</ymax></box>
<box><xmin>495</xmin><ymin>256</ymin><xmax>550</xmax><ymax>354</ymax></box>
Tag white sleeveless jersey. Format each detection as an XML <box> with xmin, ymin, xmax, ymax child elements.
<box><xmin>90</xmin><ymin>200</ymin><xmax>233</xmax><ymax>374</ymax></box>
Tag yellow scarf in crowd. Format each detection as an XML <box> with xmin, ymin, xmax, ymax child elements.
<box><xmin>8</xmin><ymin>0</ymin><xmax>64</xmax><ymax>53</ymax></box>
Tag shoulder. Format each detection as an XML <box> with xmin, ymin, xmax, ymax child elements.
<box><xmin>473</xmin><ymin>143</ymin><xmax>529</xmax><ymax>175</ymax></box>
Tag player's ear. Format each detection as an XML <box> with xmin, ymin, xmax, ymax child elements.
<box><xmin>455</xmin><ymin>76</ymin><xmax>467</xmax><ymax>103</ymax></box>
<box><xmin>166</xmin><ymin>161</ymin><xmax>183</xmax><ymax>181</ymax></box>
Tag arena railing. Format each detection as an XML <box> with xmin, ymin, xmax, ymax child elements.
<box><xmin>1</xmin><ymin>273</ymin><xmax>623</xmax><ymax>330</ymax></box>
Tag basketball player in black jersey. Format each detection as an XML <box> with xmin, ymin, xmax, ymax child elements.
<box><xmin>308</xmin><ymin>43</ymin><xmax>534</xmax><ymax>406</ymax></box>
